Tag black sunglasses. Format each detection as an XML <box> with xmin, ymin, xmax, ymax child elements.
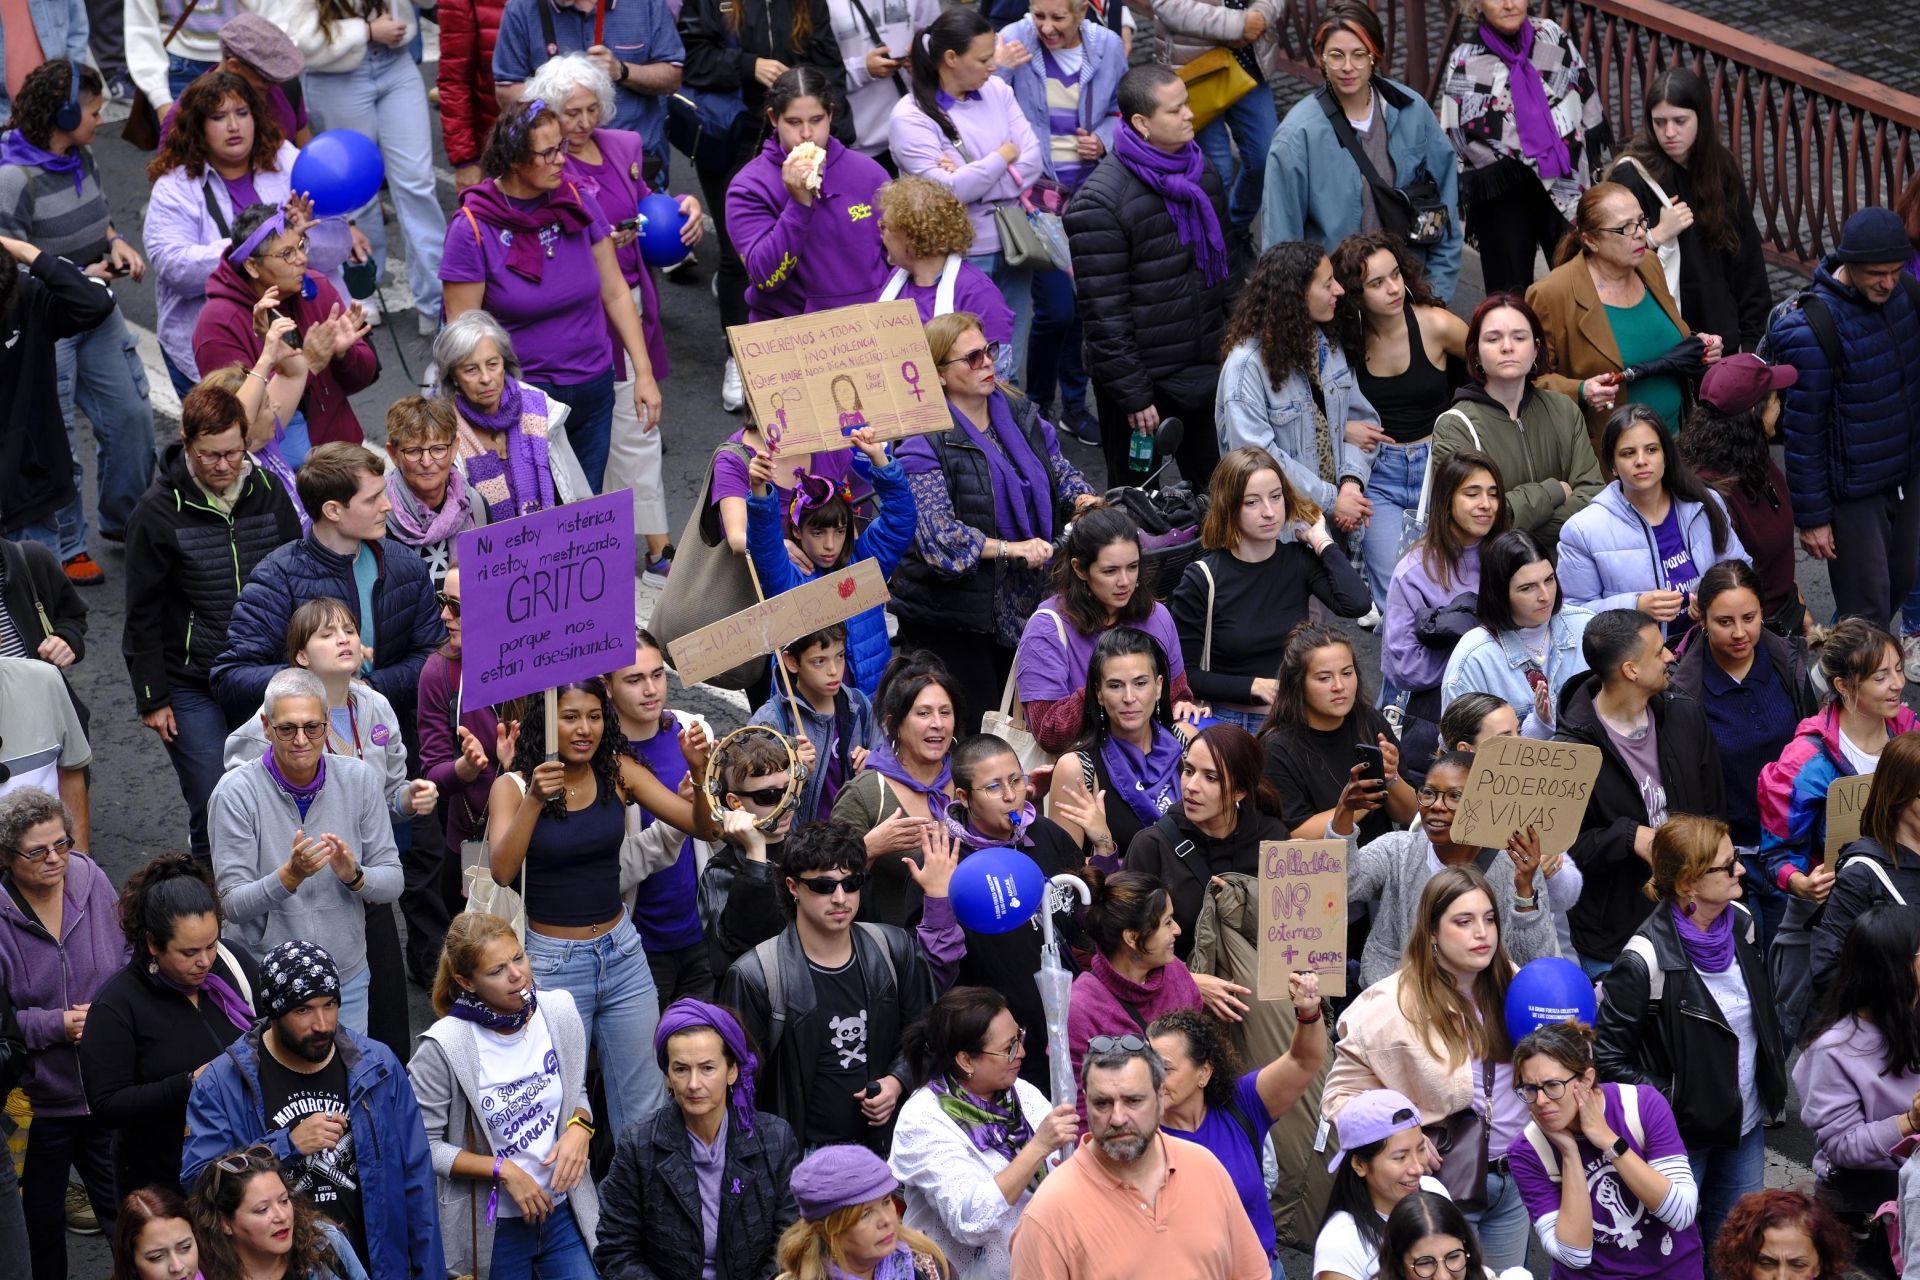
<box><xmin>795</xmin><ymin>872</ymin><xmax>866</xmax><ymax>895</ymax></box>
<box><xmin>435</xmin><ymin>591</ymin><xmax>461</xmax><ymax>617</ymax></box>
<box><xmin>733</xmin><ymin>785</ymin><xmax>786</xmax><ymax>807</ymax></box>
<box><xmin>1087</xmin><ymin>1034</ymin><xmax>1149</xmax><ymax>1054</ymax></box>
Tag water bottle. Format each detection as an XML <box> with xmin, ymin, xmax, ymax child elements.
<box><xmin>1127</xmin><ymin>425</ymin><xmax>1154</xmax><ymax>476</ymax></box>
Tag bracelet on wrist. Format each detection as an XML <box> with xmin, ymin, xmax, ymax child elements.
<box><xmin>1294</xmin><ymin>1005</ymin><xmax>1323</xmax><ymax>1024</ymax></box>
<box><xmin>567</xmin><ymin>1115</ymin><xmax>595</xmax><ymax>1137</ymax></box>
<box><xmin>345</xmin><ymin>866</ymin><xmax>366</xmax><ymax>892</ymax></box>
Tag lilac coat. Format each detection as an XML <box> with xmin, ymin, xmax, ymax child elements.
<box><xmin>888</xmin><ymin>77</ymin><xmax>1043</xmax><ymax>256</ymax></box>
<box><xmin>1794</xmin><ymin>1015</ymin><xmax>1920</xmax><ymax>1179</ymax></box>
<box><xmin>0</xmin><ymin>854</ymin><xmax>131</xmax><ymax>1115</ymax></box>
<box><xmin>1382</xmin><ymin>542</ymin><xmax>1481</xmax><ymax>692</ymax></box>
<box><xmin>727</xmin><ymin>135</ymin><xmax>892</xmax><ymax>322</ymax></box>
<box><xmin>1556</xmin><ymin>482</ymin><xmax>1748</xmax><ymax>613</ymax></box>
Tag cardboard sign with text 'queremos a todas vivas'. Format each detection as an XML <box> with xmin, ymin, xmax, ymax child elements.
<box><xmin>727</xmin><ymin>300</ymin><xmax>951</xmax><ymax>457</ymax></box>
<box><xmin>668</xmin><ymin>558</ymin><xmax>891</xmax><ymax>689</ymax></box>
<box><xmin>1258</xmin><ymin>839</ymin><xmax>1348</xmax><ymax>1000</ymax></box>
<box><xmin>1448</xmin><ymin>736</ymin><xmax>1603</xmax><ymax>856</ymax></box>
<box><xmin>456</xmin><ymin>490</ymin><xmax>637</xmax><ymax>708</ymax></box>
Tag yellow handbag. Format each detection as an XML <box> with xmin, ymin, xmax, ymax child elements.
<box><xmin>1178</xmin><ymin>47</ymin><xmax>1260</xmax><ymax>133</ymax></box>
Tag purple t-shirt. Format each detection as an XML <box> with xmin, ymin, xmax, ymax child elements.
<box><xmin>1013</xmin><ymin>594</ymin><xmax>1187</xmax><ymax>703</ymax></box>
<box><xmin>562</xmin><ymin>128</ymin><xmax>649</xmax><ymax>286</ymax></box>
<box><xmin>1507</xmin><ymin>1083</ymin><xmax>1703</xmax><ymax>1280</ymax></box>
<box><xmin>891</xmin><ymin>260</ymin><xmax>1016</xmax><ymax>347</ymax></box>
<box><xmin>221</xmin><ymin>170</ymin><xmax>261</xmax><ymax>213</ymax></box>
<box><xmin>1161</xmin><ymin>1070</ymin><xmax>1276</xmax><ymax>1256</ymax></box>
<box><xmin>440</xmin><ymin>187</ymin><xmax>614</xmax><ymax>385</ymax></box>
<box><xmin>1599</xmin><ymin>711</ymin><xmax>1666</xmax><ymax>826</ymax></box>
<box><xmin>1651</xmin><ymin>504</ymin><xmax>1699</xmax><ymax>638</ymax></box>
<box><xmin>627</xmin><ymin>713</ymin><xmax>702</xmax><ymax>952</ymax></box>
<box><xmin>709</xmin><ymin>430</ymin><xmax>856</xmax><ymax>512</ymax></box>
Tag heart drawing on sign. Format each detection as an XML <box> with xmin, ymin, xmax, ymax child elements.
<box><xmin>838</xmin><ymin>578</ymin><xmax>856</xmax><ymax>598</ymax></box>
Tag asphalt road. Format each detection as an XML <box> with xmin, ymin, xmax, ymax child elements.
<box><xmin>48</xmin><ymin>48</ymin><xmax>1841</xmax><ymax>1278</ymax></box>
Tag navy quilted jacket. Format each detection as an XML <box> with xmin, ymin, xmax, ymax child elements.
<box><xmin>1769</xmin><ymin>260</ymin><xmax>1920</xmax><ymax>527</ymax></box>
<box><xmin>212</xmin><ymin>532</ymin><xmax>447</xmax><ymax>723</ymax></box>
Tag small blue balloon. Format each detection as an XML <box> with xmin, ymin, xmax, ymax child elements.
<box><xmin>948</xmin><ymin>847</ymin><xmax>1046</xmax><ymax>935</ymax></box>
<box><xmin>636</xmin><ymin>193</ymin><xmax>690</xmax><ymax>268</ymax></box>
<box><xmin>1504</xmin><ymin>956</ymin><xmax>1598</xmax><ymax>1043</ymax></box>
<box><xmin>291</xmin><ymin>131</ymin><xmax>386</xmax><ymax>219</ymax></box>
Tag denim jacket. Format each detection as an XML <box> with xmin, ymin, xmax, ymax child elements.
<box><xmin>1441</xmin><ymin>606</ymin><xmax>1595</xmax><ymax>739</ymax></box>
<box><xmin>0</xmin><ymin>0</ymin><xmax>90</xmax><ymax>119</ymax></box>
<box><xmin>1216</xmin><ymin>331</ymin><xmax>1377</xmax><ymax>511</ymax></box>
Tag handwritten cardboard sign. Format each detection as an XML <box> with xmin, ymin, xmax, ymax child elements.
<box><xmin>727</xmin><ymin>301</ymin><xmax>951</xmax><ymax>456</ymax></box>
<box><xmin>667</xmin><ymin>559</ymin><xmax>891</xmax><ymax>688</ymax></box>
<box><xmin>1824</xmin><ymin>774</ymin><xmax>1876</xmax><ymax>867</ymax></box>
<box><xmin>457</xmin><ymin>491</ymin><xmax>636</xmax><ymax>708</ymax></box>
<box><xmin>1449</xmin><ymin>736</ymin><xmax>1603</xmax><ymax>856</ymax></box>
<box><xmin>1258</xmin><ymin>840</ymin><xmax>1348</xmax><ymax>1000</ymax></box>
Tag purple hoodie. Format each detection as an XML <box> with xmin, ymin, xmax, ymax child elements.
<box><xmin>1382</xmin><ymin>542</ymin><xmax>1482</xmax><ymax>692</ymax></box>
<box><xmin>726</xmin><ymin>135</ymin><xmax>892</xmax><ymax>322</ymax></box>
<box><xmin>0</xmin><ymin>854</ymin><xmax>131</xmax><ymax>1115</ymax></box>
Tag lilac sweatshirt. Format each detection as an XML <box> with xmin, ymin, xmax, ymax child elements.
<box><xmin>1794</xmin><ymin>1015</ymin><xmax>1920</xmax><ymax>1179</ymax></box>
<box><xmin>726</xmin><ymin>135</ymin><xmax>892</xmax><ymax>322</ymax></box>
<box><xmin>1382</xmin><ymin>543</ymin><xmax>1482</xmax><ymax>692</ymax></box>
<box><xmin>888</xmin><ymin>78</ymin><xmax>1043</xmax><ymax>256</ymax></box>
<box><xmin>0</xmin><ymin>855</ymin><xmax>132</xmax><ymax>1114</ymax></box>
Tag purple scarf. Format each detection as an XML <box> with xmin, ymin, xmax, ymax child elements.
<box><xmin>1102</xmin><ymin>727</ymin><xmax>1182</xmax><ymax>826</ymax></box>
<box><xmin>654</xmin><ymin>998</ymin><xmax>761</xmax><ymax>1134</ymax></box>
<box><xmin>385</xmin><ymin>465</ymin><xmax>475</xmax><ymax>547</ymax></box>
<box><xmin>1671</xmin><ymin>903</ymin><xmax>1736</xmax><ymax>974</ymax></box>
<box><xmin>156</xmin><ymin>966</ymin><xmax>255</xmax><ymax>1032</ymax></box>
<box><xmin>927</xmin><ymin>1073</ymin><xmax>1039</xmax><ymax>1168</ymax></box>
<box><xmin>460</xmin><ymin>179</ymin><xmax>596</xmax><ymax>283</ymax></box>
<box><xmin>452</xmin><ymin>380</ymin><xmax>559</xmax><ymax>519</ymax></box>
<box><xmin>1478</xmin><ymin>20</ymin><xmax>1572</xmax><ymax>180</ymax></box>
<box><xmin>941</xmin><ymin>799</ymin><xmax>1038</xmax><ymax>852</ymax></box>
<box><xmin>1113</xmin><ymin>125</ymin><xmax>1228</xmax><ymax>286</ymax></box>
<box><xmin>0</xmin><ymin>130</ymin><xmax>85</xmax><ymax>197</ymax></box>
<box><xmin>448</xmin><ymin>985</ymin><xmax>538</xmax><ymax>1033</ymax></box>
<box><xmin>864</xmin><ymin>738</ymin><xmax>953</xmax><ymax>813</ymax></box>
<box><xmin>832</xmin><ymin>1247</ymin><xmax>920</xmax><ymax>1280</ymax></box>
<box><xmin>948</xmin><ymin>392</ymin><xmax>1054</xmax><ymax>544</ymax></box>
<box><xmin>261</xmin><ymin>752</ymin><xmax>326</xmax><ymax>820</ymax></box>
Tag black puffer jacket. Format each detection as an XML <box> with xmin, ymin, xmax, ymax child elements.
<box><xmin>593</xmin><ymin>1102</ymin><xmax>800</xmax><ymax>1280</ymax></box>
<box><xmin>122</xmin><ymin>445</ymin><xmax>302</xmax><ymax>712</ymax></box>
<box><xmin>1593</xmin><ymin>901</ymin><xmax>1786</xmax><ymax>1149</ymax></box>
<box><xmin>0</xmin><ymin>253</ymin><xmax>114</xmax><ymax>533</ymax></box>
<box><xmin>0</xmin><ymin>536</ymin><xmax>89</xmax><ymax>727</ymax></box>
<box><xmin>1065</xmin><ymin>150</ymin><xmax>1235</xmax><ymax>413</ymax></box>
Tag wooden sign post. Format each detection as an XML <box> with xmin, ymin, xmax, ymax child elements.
<box><xmin>1449</xmin><ymin>736</ymin><xmax>1604</xmax><ymax>855</ymax></box>
<box><xmin>1258</xmin><ymin>839</ymin><xmax>1349</xmax><ymax>999</ymax></box>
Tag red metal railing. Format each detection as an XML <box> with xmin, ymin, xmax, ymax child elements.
<box><xmin>1264</xmin><ymin>0</ymin><xmax>1920</xmax><ymax>274</ymax></box>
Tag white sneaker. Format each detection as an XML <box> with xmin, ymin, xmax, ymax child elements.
<box><xmin>1904</xmin><ymin>632</ymin><xmax>1920</xmax><ymax>683</ymax></box>
<box><xmin>721</xmin><ymin>357</ymin><xmax>744</xmax><ymax>412</ymax></box>
<box><xmin>1356</xmin><ymin>604</ymin><xmax>1383</xmax><ymax>631</ymax></box>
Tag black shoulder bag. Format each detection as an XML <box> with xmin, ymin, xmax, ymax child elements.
<box><xmin>1315</xmin><ymin>86</ymin><xmax>1449</xmax><ymax>247</ymax></box>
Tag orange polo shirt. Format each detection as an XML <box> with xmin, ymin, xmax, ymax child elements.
<box><xmin>1009</xmin><ymin>1132</ymin><xmax>1270</xmax><ymax>1280</ymax></box>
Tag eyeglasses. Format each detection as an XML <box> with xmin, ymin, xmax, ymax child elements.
<box><xmin>209</xmin><ymin>1144</ymin><xmax>277</xmax><ymax>1200</ymax></box>
<box><xmin>1087</xmin><ymin>1034</ymin><xmax>1149</xmax><ymax>1054</ymax></box>
<box><xmin>530</xmin><ymin>142</ymin><xmax>566</xmax><ymax>165</ymax></box>
<box><xmin>735</xmin><ymin>785</ymin><xmax>788</xmax><ymax>808</ymax></box>
<box><xmin>269</xmin><ymin>721</ymin><xmax>329</xmax><ymax>742</ymax></box>
<box><xmin>971</xmin><ymin>773</ymin><xmax>1027</xmax><ymax>798</ymax></box>
<box><xmin>435</xmin><ymin>591</ymin><xmax>462</xmax><ymax>617</ymax></box>
<box><xmin>397</xmin><ymin>444</ymin><xmax>453</xmax><ymax>463</ymax></box>
<box><xmin>939</xmin><ymin>342</ymin><xmax>1003</xmax><ymax>372</ymax></box>
<box><xmin>8</xmin><ymin>836</ymin><xmax>73</xmax><ymax>863</ymax></box>
<box><xmin>979</xmin><ymin>1028</ymin><xmax>1027</xmax><ymax>1060</ymax></box>
<box><xmin>1600</xmin><ymin>216</ymin><xmax>1650</xmax><ymax>238</ymax></box>
<box><xmin>1700</xmin><ymin>861</ymin><xmax>1739</xmax><ymax>879</ymax></box>
<box><xmin>795</xmin><ymin>872</ymin><xmax>866</xmax><ymax>895</ymax></box>
<box><xmin>1408</xmin><ymin>1248</ymin><xmax>1470</xmax><ymax>1278</ymax></box>
<box><xmin>267</xmin><ymin>236</ymin><xmax>310</xmax><ymax>264</ymax></box>
<box><xmin>1322</xmin><ymin>49</ymin><xmax>1374</xmax><ymax>68</ymax></box>
<box><xmin>1417</xmin><ymin>787</ymin><xmax>1465</xmax><ymax>808</ymax></box>
<box><xmin>1514</xmin><ymin>1075</ymin><xmax>1576</xmax><ymax>1102</ymax></box>
<box><xmin>192</xmin><ymin>447</ymin><xmax>246</xmax><ymax>467</ymax></box>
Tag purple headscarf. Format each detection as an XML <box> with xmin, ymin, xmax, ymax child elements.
<box><xmin>654</xmin><ymin>998</ymin><xmax>760</xmax><ymax>1134</ymax></box>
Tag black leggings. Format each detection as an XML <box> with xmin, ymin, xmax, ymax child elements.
<box><xmin>695</xmin><ymin>133</ymin><xmax>760</xmax><ymax>333</ymax></box>
<box><xmin>1468</xmin><ymin>177</ymin><xmax>1571</xmax><ymax>296</ymax></box>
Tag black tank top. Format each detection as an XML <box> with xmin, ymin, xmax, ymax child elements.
<box><xmin>1357</xmin><ymin>300</ymin><xmax>1451</xmax><ymax>445</ymax></box>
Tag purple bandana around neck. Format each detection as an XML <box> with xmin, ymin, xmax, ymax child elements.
<box><xmin>459</xmin><ymin>179</ymin><xmax>594</xmax><ymax>283</ymax></box>
<box><xmin>0</xmin><ymin>129</ymin><xmax>85</xmax><ymax>197</ymax></box>
<box><xmin>1112</xmin><ymin>124</ymin><xmax>1228</xmax><ymax>286</ymax></box>
<box><xmin>1101</xmin><ymin>727</ymin><xmax>1182</xmax><ymax>827</ymax></box>
<box><xmin>865</xmin><ymin>738</ymin><xmax>953</xmax><ymax>811</ymax></box>
<box><xmin>941</xmin><ymin>799</ymin><xmax>1037</xmax><ymax>852</ymax></box>
<box><xmin>261</xmin><ymin>751</ymin><xmax>326</xmax><ymax>819</ymax></box>
<box><xmin>156</xmin><ymin>965</ymin><xmax>255</xmax><ymax>1032</ymax></box>
<box><xmin>1477</xmin><ymin>20</ymin><xmax>1573</xmax><ymax>180</ymax></box>
<box><xmin>831</xmin><ymin>1244</ymin><xmax>920</xmax><ymax>1280</ymax></box>
<box><xmin>448</xmin><ymin>985</ymin><xmax>538</xmax><ymax>1033</ymax></box>
<box><xmin>1670</xmin><ymin>902</ymin><xmax>1736</xmax><ymax>973</ymax></box>
<box><xmin>947</xmin><ymin>392</ymin><xmax>1053</xmax><ymax>544</ymax></box>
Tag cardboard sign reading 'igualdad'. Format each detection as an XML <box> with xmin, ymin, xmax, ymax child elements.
<box><xmin>668</xmin><ymin>559</ymin><xmax>891</xmax><ymax>688</ymax></box>
<box><xmin>457</xmin><ymin>491</ymin><xmax>637</xmax><ymax>707</ymax></box>
<box><xmin>1448</xmin><ymin>735</ymin><xmax>1602</xmax><ymax>855</ymax></box>
<box><xmin>1824</xmin><ymin>774</ymin><xmax>1876</xmax><ymax>867</ymax></box>
<box><xmin>727</xmin><ymin>301</ymin><xmax>951</xmax><ymax>456</ymax></box>
<box><xmin>1258</xmin><ymin>840</ymin><xmax>1348</xmax><ymax>1000</ymax></box>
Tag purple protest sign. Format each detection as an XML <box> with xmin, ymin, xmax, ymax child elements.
<box><xmin>457</xmin><ymin>491</ymin><xmax>636</xmax><ymax>708</ymax></box>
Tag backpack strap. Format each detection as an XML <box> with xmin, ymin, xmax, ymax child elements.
<box><xmin>1196</xmin><ymin>559</ymin><xmax>1216</xmax><ymax>671</ymax></box>
<box><xmin>1521</xmin><ymin>1121</ymin><xmax>1561</xmax><ymax>1182</ymax></box>
<box><xmin>1223</xmin><ymin>1095</ymin><xmax>1263</xmax><ymax>1155</ymax></box>
<box><xmin>461</xmin><ymin>206</ymin><xmax>485</xmax><ymax>250</ymax></box>
<box><xmin>536</xmin><ymin>0</ymin><xmax>558</xmax><ymax>56</ymax></box>
<box><xmin>754</xmin><ymin>934</ymin><xmax>787</xmax><ymax>1055</ymax></box>
<box><xmin>1622</xmin><ymin>933</ymin><xmax>1664</xmax><ymax>1004</ymax></box>
<box><xmin>1841</xmin><ymin>854</ymin><xmax>1909</xmax><ymax>906</ymax></box>
<box><xmin>1620</xmin><ymin>1082</ymin><xmax>1644</xmax><ymax>1149</ymax></box>
<box><xmin>1799</xmin><ymin>293</ymin><xmax>1843</xmax><ymax>374</ymax></box>
<box><xmin>1523</xmin><ymin>1084</ymin><xmax>1643</xmax><ymax>1184</ymax></box>
<box><xmin>217</xmin><ymin>943</ymin><xmax>253</xmax><ymax>1011</ymax></box>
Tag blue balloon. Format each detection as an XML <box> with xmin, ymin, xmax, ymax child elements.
<box><xmin>291</xmin><ymin>131</ymin><xmax>386</xmax><ymax>219</ymax></box>
<box><xmin>1504</xmin><ymin>956</ymin><xmax>1598</xmax><ymax>1043</ymax></box>
<box><xmin>637</xmin><ymin>193</ymin><xmax>690</xmax><ymax>268</ymax></box>
<box><xmin>948</xmin><ymin>847</ymin><xmax>1046</xmax><ymax>935</ymax></box>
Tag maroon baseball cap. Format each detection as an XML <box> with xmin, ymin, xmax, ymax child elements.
<box><xmin>1698</xmin><ymin>353</ymin><xmax>1797</xmax><ymax>417</ymax></box>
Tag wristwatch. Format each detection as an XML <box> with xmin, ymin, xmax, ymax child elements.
<box><xmin>616</xmin><ymin>60</ymin><xmax>631</xmax><ymax>84</ymax></box>
<box><xmin>1604</xmin><ymin>1135</ymin><xmax>1630</xmax><ymax>1162</ymax></box>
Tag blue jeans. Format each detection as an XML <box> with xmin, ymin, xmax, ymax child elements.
<box><xmin>162</xmin><ymin>685</ymin><xmax>233</xmax><ymax>860</ymax></box>
<box><xmin>491</xmin><ymin>1206</ymin><xmax>597</xmax><ymax>1280</ymax></box>
<box><xmin>338</xmin><ymin>966</ymin><xmax>372</xmax><ymax>1035</ymax></box>
<box><xmin>526</xmin><ymin>914</ymin><xmax>666</xmax><ymax>1142</ymax></box>
<box><xmin>1465</xmin><ymin>1168</ymin><xmax>1530</xmax><ymax>1272</ymax></box>
<box><xmin>1210</xmin><ymin>706</ymin><xmax>1269</xmax><ymax>733</ymax></box>
<box><xmin>1028</xmin><ymin>268</ymin><xmax>1086</xmax><ymax>416</ymax></box>
<box><xmin>1361</xmin><ymin>439</ymin><xmax>1429</xmax><ymax>608</ymax></box>
<box><xmin>14</xmin><ymin>493</ymin><xmax>87</xmax><ymax>562</ymax></box>
<box><xmin>168</xmin><ymin>55</ymin><xmax>217</xmax><ymax>100</ymax></box>
<box><xmin>1196</xmin><ymin>88</ymin><xmax>1279</xmax><ymax>232</ymax></box>
<box><xmin>1577</xmin><ymin>951</ymin><xmax>1614</xmax><ymax>982</ymax></box>
<box><xmin>1901</xmin><ymin>561</ymin><xmax>1920</xmax><ymax>634</ymax></box>
<box><xmin>967</xmin><ymin>250</ymin><xmax>1035</xmax><ymax>386</ymax></box>
<box><xmin>161</xmin><ymin>348</ymin><xmax>197</xmax><ymax>399</ymax></box>
<box><xmin>537</xmin><ymin>371</ymin><xmax>617</xmax><ymax>493</ymax></box>
<box><xmin>304</xmin><ymin>44</ymin><xmax>445</xmax><ymax>322</ymax></box>
<box><xmin>0</xmin><ymin>1142</ymin><xmax>27</xmax><ymax>1280</ymax></box>
<box><xmin>56</xmin><ymin>303</ymin><xmax>156</xmax><ymax>539</ymax></box>
<box><xmin>1688</xmin><ymin>1123</ymin><xmax>1765</xmax><ymax>1255</ymax></box>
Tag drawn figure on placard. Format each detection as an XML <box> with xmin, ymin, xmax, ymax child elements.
<box><xmin>901</xmin><ymin>359</ymin><xmax>924</xmax><ymax>401</ymax></box>
<box><xmin>767</xmin><ymin>391</ymin><xmax>790</xmax><ymax>451</ymax></box>
<box><xmin>831</xmin><ymin>374</ymin><xmax>868</xmax><ymax>433</ymax></box>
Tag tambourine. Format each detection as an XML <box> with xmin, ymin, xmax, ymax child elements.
<box><xmin>701</xmin><ymin>724</ymin><xmax>810</xmax><ymax>833</ymax></box>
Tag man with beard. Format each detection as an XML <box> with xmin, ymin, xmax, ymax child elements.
<box><xmin>1010</xmin><ymin>1036</ymin><xmax>1267</xmax><ymax>1279</ymax></box>
<box><xmin>181</xmin><ymin>941</ymin><xmax>443</xmax><ymax>1280</ymax></box>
